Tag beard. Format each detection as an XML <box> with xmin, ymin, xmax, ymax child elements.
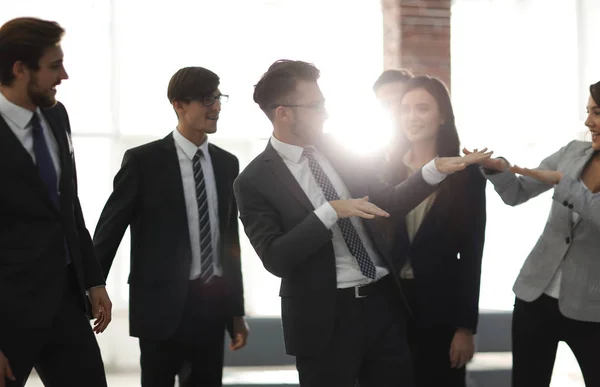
<box><xmin>27</xmin><ymin>76</ymin><xmax>57</xmax><ymax>108</ymax></box>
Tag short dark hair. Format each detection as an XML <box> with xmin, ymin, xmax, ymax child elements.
<box><xmin>253</xmin><ymin>59</ymin><xmax>320</xmax><ymax>120</ymax></box>
<box><xmin>167</xmin><ymin>67</ymin><xmax>220</xmax><ymax>102</ymax></box>
<box><xmin>591</xmin><ymin>80</ymin><xmax>600</xmax><ymax>106</ymax></box>
<box><xmin>372</xmin><ymin>69</ymin><xmax>414</xmax><ymax>93</ymax></box>
<box><xmin>0</xmin><ymin>17</ymin><xmax>65</xmax><ymax>86</ymax></box>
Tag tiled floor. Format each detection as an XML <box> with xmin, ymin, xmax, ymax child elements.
<box><xmin>24</xmin><ymin>345</ymin><xmax>585</xmax><ymax>387</ymax></box>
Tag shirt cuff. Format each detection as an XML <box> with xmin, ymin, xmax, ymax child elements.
<box><xmin>422</xmin><ymin>159</ymin><xmax>447</xmax><ymax>185</ymax></box>
<box><xmin>314</xmin><ymin>202</ymin><xmax>339</xmax><ymax>229</ymax></box>
<box><xmin>86</xmin><ymin>285</ymin><xmax>106</xmax><ymax>295</ymax></box>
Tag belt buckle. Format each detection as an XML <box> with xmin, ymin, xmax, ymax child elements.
<box><xmin>354</xmin><ymin>285</ymin><xmax>367</xmax><ymax>299</ymax></box>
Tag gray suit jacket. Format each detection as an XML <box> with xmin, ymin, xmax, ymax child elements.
<box><xmin>486</xmin><ymin>140</ymin><xmax>600</xmax><ymax>322</ymax></box>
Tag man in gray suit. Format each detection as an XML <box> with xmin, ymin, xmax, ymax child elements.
<box><xmin>234</xmin><ymin>59</ymin><xmax>492</xmax><ymax>387</ymax></box>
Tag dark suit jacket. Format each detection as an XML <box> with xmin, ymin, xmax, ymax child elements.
<box><xmin>93</xmin><ymin>134</ymin><xmax>244</xmax><ymax>341</ymax></box>
<box><xmin>386</xmin><ymin>164</ymin><xmax>487</xmax><ymax>332</ymax></box>
<box><xmin>0</xmin><ymin>102</ymin><xmax>105</xmax><ymax>349</ymax></box>
<box><xmin>233</xmin><ymin>137</ymin><xmax>437</xmax><ymax>356</ymax></box>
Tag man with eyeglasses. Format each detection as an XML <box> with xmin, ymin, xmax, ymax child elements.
<box><xmin>233</xmin><ymin>60</ymin><xmax>492</xmax><ymax>387</ymax></box>
<box><xmin>93</xmin><ymin>67</ymin><xmax>248</xmax><ymax>387</ymax></box>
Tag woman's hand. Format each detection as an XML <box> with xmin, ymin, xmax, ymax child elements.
<box><xmin>510</xmin><ymin>166</ymin><xmax>563</xmax><ymax>185</ymax></box>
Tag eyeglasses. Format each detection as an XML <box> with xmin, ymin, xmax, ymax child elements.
<box><xmin>270</xmin><ymin>101</ymin><xmax>326</xmax><ymax>111</ymax></box>
<box><xmin>201</xmin><ymin>94</ymin><xmax>229</xmax><ymax>106</ymax></box>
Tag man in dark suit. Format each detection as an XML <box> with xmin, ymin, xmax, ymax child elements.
<box><xmin>233</xmin><ymin>60</ymin><xmax>492</xmax><ymax>387</ymax></box>
<box><xmin>0</xmin><ymin>17</ymin><xmax>112</xmax><ymax>387</ymax></box>
<box><xmin>93</xmin><ymin>66</ymin><xmax>248</xmax><ymax>387</ymax></box>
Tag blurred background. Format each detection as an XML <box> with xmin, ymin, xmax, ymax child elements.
<box><xmin>5</xmin><ymin>0</ymin><xmax>599</xmax><ymax>386</ymax></box>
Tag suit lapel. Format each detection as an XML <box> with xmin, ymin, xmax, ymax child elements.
<box><xmin>409</xmin><ymin>193</ymin><xmax>443</xmax><ymax>248</ymax></box>
<box><xmin>263</xmin><ymin>142</ymin><xmax>314</xmax><ymax>212</ymax></box>
<box><xmin>0</xmin><ymin>113</ymin><xmax>60</xmax><ymax>213</ymax></box>
<box><xmin>208</xmin><ymin>143</ymin><xmax>229</xmax><ymax>232</ymax></box>
<box><xmin>41</xmin><ymin>107</ymin><xmax>71</xmax><ymax>203</ymax></box>
<box><xmin>570</xmin><ymin>146</ymin><xmax>595</xmax><ymax>230</ymax></box>
<box><xmin>161</xmin><ymin>133</ymin><xmax>189</xmax><ymax>221</ymax></box>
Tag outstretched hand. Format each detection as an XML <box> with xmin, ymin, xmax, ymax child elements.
<box><xmin>463</xmin><ymin>148</ymin><xmax>508</xmax><ymax>172</ymax></box>
<box><xmin>435</xmin><ymin>148</ymin><xmax>494</xmax><ymax>174</ymax></box>
<box><xmin>330</xmin><ymin>196</ymin><xmax>390</xmax><ymax>219</ymax></box>
<box><xmin>510</xmin><ymin>165</ymin><xmax>563</xmax><ymax>185</ymax></box>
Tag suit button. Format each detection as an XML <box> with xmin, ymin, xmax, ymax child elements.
<box><xmin>563</xmin><ymin>201</ymin><xmax>568</xmax><ymax>207</ymax></box>
<box><xmin>566</xmin><ymin>237</ymin><xmax>570</xmax><ymax>244</ymax></box>
<box><xmin>568</xmin><ymin>204</ymin><xmax>573</xmax><ymax>209</ymax></box>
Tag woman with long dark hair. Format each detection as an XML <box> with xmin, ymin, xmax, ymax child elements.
<box><xmin>468</xmin><ymin>80</ymin><xmax>600</xmax><ymax>386</ymax></box>
<box><xmin>375</xmin><ymin>75</ymin><xmax>487</xmax><ymax>387</ymax></box>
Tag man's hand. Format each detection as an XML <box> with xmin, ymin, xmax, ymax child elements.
<box><xmin>436</xmin><ymin>148</ymin><xmax>493</xmax><ymax>174</ymax></box>
<box><xmin>463</xmin><ymin>148</ymin><xmax>508</xmax><ymax>172</ymax></box>
<box><xmin>510</xmin><ymin>166</ymin><xmax>563</xmax><ymax>185</ymax></box>
<box><xmin>88</xmin><ymin>286</ymin><xmax>113</xmax><ymax>334</ymax></box>
<box><xmin>229</xmin><ymin>317</ymin><xmax>249</xmax><ymax>351</ymax></box>
<box><xmin>449</xmin><ymin>328</ymin><xmax>475</xmax><ymax>369</ymax></box>
<box><xmin>330</xmin><ymin>196</ymin><xmax>390</xmax><ymax>220</ymax></box>
<box><xmin>0</xmin><ymin>350</ymin><xmax>16</xmax><ymax>387</ymax></box>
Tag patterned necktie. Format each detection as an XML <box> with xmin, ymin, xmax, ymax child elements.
<box><xmin>31</xmin><ymin>113</ymin><xmax>71</xmax><ymax>265</ymax></box>
<box><xmin>193</xmin><ymin>149</ymin><xmax>213</xmax><ymax>282</ymax></box>
<box><xmin>302</xmin><ymin>148</ymin><xmax>376</xmax><ymax>279</ymax></box>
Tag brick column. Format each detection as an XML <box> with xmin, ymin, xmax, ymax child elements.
<box><xmin>382</xmin><ymin>0</ymin><xmax>452</xmax><ymax>88</ymax></box>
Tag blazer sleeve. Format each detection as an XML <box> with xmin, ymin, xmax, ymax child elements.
<box><xmin>59</xmin><ymin>104</ymin><xmax>105</xmax><ymax>289</ymax></box>
<box><xmin>454</xmin><ymin>166</ymin><xmax>487</xmax><ymax>332</ymax></box>
<box><xmin>233</xmin><ymin>173</ymin><xmax>333</xmax><ymax>279</ymax></box>
<box><xmin>93</xmin><ymin>150</ymin><xmax>140</xmax><ymax>278</ymax></box>
<box><xmin>484</xmin><ymin>141</ymin><xmax>574</xmax><ymax>206</ymax></box>
<box><xmin>368</xmin><ymin>168</ymin><xmax>438</xmax><ymax>218</ymax></box>
<box><xmin>228</xmin><ymin>158</ymin><xmax>245</xmax><ymax>317</ymax></box>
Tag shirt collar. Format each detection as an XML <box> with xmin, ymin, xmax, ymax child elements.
<box><xmin>0</xmin><ymin>90</ymin><xmax>42</xmax><ymax>130</ymax></box>
<box><xmin>270</xmin><ymin>135</ymin><xmax>316</xmax><ymax>164</ymax></box>
<box><xmin>173</xmin><ymin>128</ymin><xmax>210</xmax><ymax>160</ymax></box>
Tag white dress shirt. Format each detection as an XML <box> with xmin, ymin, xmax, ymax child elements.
<box><xmin>173</xmin><ymin>129</ymin><xmax>222</xmax><ymax>280</ymax></box>
<box><xmin>270</xmin><ymin>136</ymin><xmax>446</xmax><ymax>288</ymax></box>
<box><xmin>0</xmin><ymin>91</ymin><xmax>61</xmax><ymax>184</ymax></box>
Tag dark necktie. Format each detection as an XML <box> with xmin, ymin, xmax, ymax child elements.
<box><xmin>30</xmin><ymin>113</ymin><xmax>71</xmax><ymax>265</ymax></box>
<box><xmin>193</xmin><ymin>149</ymin><xmax>213</xmax><ymax>282</ymax></box>
<box><xmin>302</xmin><ymin>148</ymin><xmax>376</xmax><ymax>279</ymax></box>
<box><xmin>31</xmin><ymin>113</ymin><xmax>58</xmax><ymax>204</ymax></box>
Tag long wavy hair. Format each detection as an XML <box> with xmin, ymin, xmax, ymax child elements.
<box><xmin>382</xmin><ymin>76</ymin><xmax>461</xmax><ymax>185</ymax></box>
<box><xmin>591</xmin><ymin>80</ymin><xmax>600</xmax><ymax>106</ymax></box>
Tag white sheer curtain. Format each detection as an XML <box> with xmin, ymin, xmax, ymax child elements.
<box><xmin>452</xmin><ymin>1</ymin><xmax>596</xmax><ymax>385</ymax></box>
<box><xmin>451</xmin><ymin>0</ymin><xmax>582</xmax><ymax>312</ymax></box>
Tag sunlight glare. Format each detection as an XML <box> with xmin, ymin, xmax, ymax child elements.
<box><xmin>326</xmin><ymin>98</ymin><xmax>394</xmax><ymax>157</ymax></box>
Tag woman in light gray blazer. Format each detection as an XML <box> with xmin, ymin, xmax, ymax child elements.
<box><xmin>467</xmin><ymin>80</ymin><xmax>600</xmax><ymax>387</ymax></box>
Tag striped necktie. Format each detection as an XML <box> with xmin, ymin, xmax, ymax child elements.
<box><xmin>193</xmin><ymin>149</ymin><xmax>213</xmax><ymax>282</ymax></box>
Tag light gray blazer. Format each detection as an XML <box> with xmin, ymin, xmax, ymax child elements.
<box><xmin>485</xmin><ymin>140</ymin><xmax>600</xmax><ymax>322</ymax></box>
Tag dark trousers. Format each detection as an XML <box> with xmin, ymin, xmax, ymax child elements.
<box><xmin>4</xmin><ymin>266</ymin><xmax>107</xmax><ymax>387</ymax></box>
<box><xmin>295</xmin><ymin>276</ymin><xmax>414</xmax><ymax>387</ymax></box>
<box><xmin>402</xmin><ymin>279</ymin><xmax>466</xmax><ymax>387</ymax></box>
<box><xmin>139</xmin><ymin>278</ymin><xmax>228</xmax><ymax>387</ymax></box>
<box><xmin>512</xmin><ymin>295</ymin><xmax>600</xmax><ymax>387</ymax></box>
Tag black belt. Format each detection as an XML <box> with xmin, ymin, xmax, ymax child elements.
<box><xmin>337</xmin><ymin>275</ymin><xmax>392</xmax><ymax>299</ymax></box>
